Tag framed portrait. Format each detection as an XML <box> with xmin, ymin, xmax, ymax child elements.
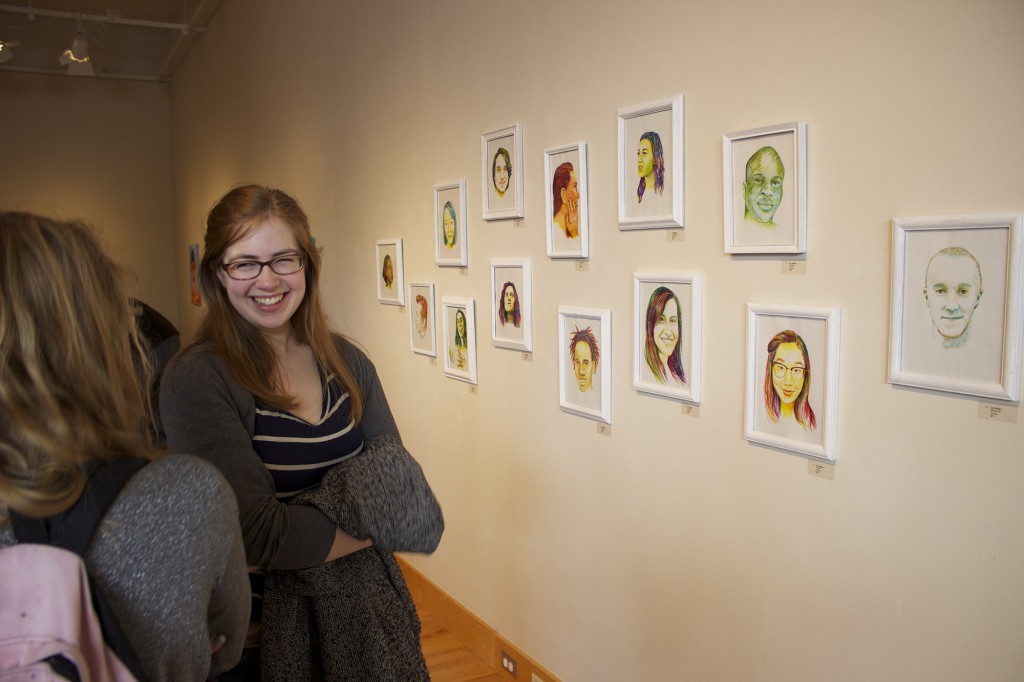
<box><xmin>617</xmin><ymin>95</ymin><xmax>684</xmax><ymax>230</ymax></box>
<box><xmin>632</xmin><ymin>273</ymin><xmax>703</xmax><ymax>403</ymax></box>
<box><xmin>888</xmin><ymin>212</ymin><xmax>1023</xmax><ymax>401</ymax></box>
<box><xmin>490</xmin><ymin>258</ymin><xmax>533</xmax><ymax>352</ymax></box>
<box><xmin>558</xmin><ymin>306</ymin><xmax>612</xmax><ymax>424</ymax></box>
<box><xmin>408</xmin><ymin>282</ymin><xmax>436</xmax><ymax>357</ymax></box>
<box><xmin>375</xmin><ymin>239</ymin><xmax>404</xmax><ymax>305</ymax></box>
<box><xmin>481</xmin><ymin>123</ymin><xmax>524</xmax><ymax>221</ymax></box>
<box><xmin>188</xmin><ymin>242</ymin><xmax>201</xmax><ymax>306</ymax></box>
<box><xmin>442</xmin><ymin>296</ymin><xmax>477</xmax><ymax>384</ymax></box>
<box><xmin>434</xmin><ymin>180</ymin><xmax>468</xmax><ymax>267</ymax></box>
<box><xmin>745</xmin><ymin>303</ymin><xmax>841</xmax><ymax>461</ymax></box>
<box><xmin>544</xmin><ymin>142</ymin><xmax>589</xmax><ymax>259</ymax></box>
<box><xmin>723</xmin><ymin>121</ymin><xmax>807</xmax><ymax>254</ymax></box>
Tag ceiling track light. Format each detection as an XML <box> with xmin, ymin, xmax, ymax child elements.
<box><xmin>0</xmin><ymin>39</ymin><xmax>15</xmax><ymax>64</ymax></box>
<box><xmin>57</xmin><ymin>17</ymin><xmax>94</xmax><ymax>76</ymax></box>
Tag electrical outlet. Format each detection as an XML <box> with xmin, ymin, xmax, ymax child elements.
<box><xmin>500</xmin><ymin>650</ymin><xmax>518</xmax><ymax>678</ymax></box>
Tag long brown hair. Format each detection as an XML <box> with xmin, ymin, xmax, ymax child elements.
<box><xmin>0</xmin><ymin>212</ymin><xmax>154</xmax><ymax>518</ymax></box>
<box><xmin>191</xmin><ymin>184</ymin><xmax>363</xmax><ymax>419</ymax></box>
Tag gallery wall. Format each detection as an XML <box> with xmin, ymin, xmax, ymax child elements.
<box><xmin>168</xmin><ymin>0</ymin><xmax>1024</xmax><ymax>679</ymax></box>
<box><xmin>0</xmin><ymin>73</ymin><xmax>178</xmax><ymax>322</ymax></box>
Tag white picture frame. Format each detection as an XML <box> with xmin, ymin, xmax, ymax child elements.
<box><xmin>544</xmin><ymin>142</ymin><xmax>590</xmax><ymax>259</ymax></box>
<box><xmin>408</xmin><ymin>282</ymin><xmax>436</xmax><ymax>357</ymax></box>
<box><xmin>558</xmin><ymin>306</ymin><xmax>612</xmax><ymax>424</ymax></box>
<box><xmin>632</xmin><ymin>273</ymin><xmax>702</xmax><ymax>403</ymax></box>
<box><xmin>434</xmin><ymin>180</ymin><xmax>468</xmax><ymax>267</ymax></box>
<box><xmin>617</xmin><ymin>95</ymin><xmax>684</xmax><ymax>230</ymax></box>
<box><xmin>482</xmin><ymin>123</ymin><xmax>524</xmax><ymax>221</ymax></box>
<box><xmin>442</xmin><ymin>296</ymin><xmax>477</xmax><ymax>384</ymax></box>
<box><xmin>888</xmin><ymin>212</ymin><xmax>1023</xmax><ymax>401</ymax></box>
<box><xmin>723</xmin><ymin>121</ymin><xmax>807</xmax><ymax>254</ymax></box>
<box><xmin>490</xmin><ymin>257</ymin><xmax>533</xmax><ymax>352</ymax></box>
<box><xmin>375</xmin><ymin>238</ymin><xmax>404</xmax><ymax>305</ymax></box>
<box><xmin>745</xmin><ymin>303</ymin><xmax>841</xmax><ymax>461</ymax></box>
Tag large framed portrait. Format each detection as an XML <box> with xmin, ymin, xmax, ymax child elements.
<box><xmin>889</xmin><ymin>212</ymin><xmax>1023</xmax><ymax>401</ymax></box>
<box><xmin>745</xmin><ymin>303</ymin><xmax>841</xmax><ymax>461</ymax></box>
<box><xmin>558</xmin><ymin>306</ymin><xmax>612</xmax><ymax>424</ymax></box>
<box><xmin>434</xmin><ymin>180</ymin><xmax>468</xmax><ymax>267</ymax></box>
<box><xmin>632</xmin><ymin>273</ymin><xmax>702</xmax><ymax>403</ymax></box>
<box><xmin>544</xmin><ymin>142</ymin><xmax>589</xmax><ymax>259</ymax></box>
<box><xmin>375</xmin><ymin>239</ymin><xmax>404</xmax><ymax>305</ymax></box>
<box><xmin>617</xmin><ymin>95</ymin><xmax>684</xmax><ymax>230</ymax></box>
<box><xmin>490</xmin><ymin>257</ymin><xmax>533</xmax><ymax>352</ymax></box>
<box><xmin>408</xmin><ymin>282</ymin><xmax>436</xmax><ymax>357</ymax></box>
<box><xmin>723</xmin><ymin>121</ymin><xmax>807</xmax><ymax>254</ymax></box>
<box><xmin>442</xmin><ymin>296</ymin><xmax>477</xmax><ymax>384</ymax></box>
<box><xmin>481</xmin><ymin>124</ymin><xmax>524</xmax><ymax>221</ymax></box>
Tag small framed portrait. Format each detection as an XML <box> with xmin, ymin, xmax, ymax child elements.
<box><xmin>544</xmin><ymin>142</ymin><xmax>589</xmax><ymax>259</ymax></box>
<box><xmin>745</xmin><ymin>303</ymin><xmax>841</xmax><ymax>461</ymax></box>
<box><xmin>558</xmin><ymin>306</ymin><xmax>612</xmax><ymax>424</ymax></box>
<box><xmin>632</xmin><ymin>273</ymin><xmax>703</xmax><ymax>403</ymax></box>
<box><xmin>408</xmin><ymin>282</ymin><xmax>436</xmax><ymax>357</ymax></box>
<box><xmin>889</xmin><ymin>212</ymin><xmax>1023</xmax><ymax>401</ymax></box>
<box><xmin>442</xmin><ymin>296</ymin><xmax>477</xmax><ymax>384</ymax></box>
<box><xmin>723</xmin><ymin>121</ymin><xmax>807</xmax><ymax>254</ymax></box>
<box><xmin>490</xmin><ymin>258</ymin><xmax>533</xmax><ymax>352</ymax></box>
<box><xmin>617</xmin><ymin>95</ymin><xmax>684</xmax><ymax>230</ymax></box>
<box><xmin>375</xmin><ymin>239</ymin><xmax>404</xmax><ymax>305</ymax></box>
<box><xmin>434</xmin><ymin>180</ymin><xmax>468</xmax><ymax>267</ymax></box>
<box><xmin>188</xmin><ymin>242</ymin><xmax>201</xmax><ymax>306</ymax></box>
<box><xmin>481</xmin><ymin>123</ymin><xmax>524</xmax><ymax>221</ymax></box>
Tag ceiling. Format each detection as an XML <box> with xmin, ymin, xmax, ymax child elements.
<box><xmin>0</xmin><ymin>0</ymin><xmax>223</xmax><ymax>81</ymax></box>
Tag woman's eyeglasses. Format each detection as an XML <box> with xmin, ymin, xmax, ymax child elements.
<box><xmin>772</xmin><ymin>362</ymin><xmax>806</xmax><ymax>380</ymax></box>
<box><xmin>221</xmin><ymin>253</ymin><xmax>305</xmax><ymax>281</ymax></box>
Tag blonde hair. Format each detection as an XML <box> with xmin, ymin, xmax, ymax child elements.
<box><xmin>191</xmin><ymin>184</ymin><xmax>363</xmax><ymax>419</ymax></box>
<box><xmin>0</xmin><ymin>212</ymin><xmax>154</xmax><ymax>519</ymax></box>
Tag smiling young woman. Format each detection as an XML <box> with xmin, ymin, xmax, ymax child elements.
<box><xmin>160</xmin><ymin>184</ymin><xmax>443</xmax><ymax>681</ymax></box>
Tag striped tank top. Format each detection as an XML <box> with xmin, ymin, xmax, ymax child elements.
<box><xmin>252</xmin><ymin>373</ymin><xmax>364</xmax><ymax>501</ymax></box>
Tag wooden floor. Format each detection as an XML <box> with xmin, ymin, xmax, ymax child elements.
<box><xmin>419</xmin><ymin>610</ymin><xmax>504</xmax><ymax>682</ymax></box>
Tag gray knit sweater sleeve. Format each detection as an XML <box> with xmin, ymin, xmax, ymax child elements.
<box><xmin>293</xmin><ymin>434</ymin><xmax>444</xmax><ymax>554</ymax></box>
<box><xmin>0</xmin><ymin>455</ymin><xmax>251</xmax><ymax>682</ymax></box>
<box><xmin>160</xmin><ymin>338</ymin><xmax>403</xmax><ymax>570</ymax></box>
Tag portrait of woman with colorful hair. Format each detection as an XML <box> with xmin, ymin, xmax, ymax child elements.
<box><xmin>441</xmin><ymin>201</ymin><xmax>457</xmax><ymax>249</ymax></box>
<box><xmin>636</xmin><ymin>130</ymin><xmax>664</xmax><ymax>204</ymax></box>
<box><xmin>498</xmin><ymin>281</ymin><xmax>521</xmax><ymax>328</ymax></box>
<box><xmin>763</xmin><ymin>329</ymin><xmax>816</xmax><ymax>431</ymax></box>
<box><xmin>644</xmin><ymin>286</ymin><xmax>686</xmax><ymax>385</ymax></box>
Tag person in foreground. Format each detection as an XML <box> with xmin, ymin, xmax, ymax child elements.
<box><xmin>0</xmin><ymin>211</ymin><xmax>250</xmax><ymax>680</ymax></box>
<box><xmin>161</xmin><ymin>184</ymin><xmax>444</xmax><ymax>681</ymax></box>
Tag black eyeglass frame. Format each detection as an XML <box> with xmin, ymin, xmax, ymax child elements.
<box><xmin>220</xmin><ymin>253</ymin><xmax>306</xmax><ymax>281</ymax></box>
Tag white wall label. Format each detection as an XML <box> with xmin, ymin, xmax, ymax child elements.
<box><xmin>666</xmin><ymin>230</ymin><xmax>684</xmax><ymax>242</ymax></box>
<box><xmin>807</xmin><ymin>460</ymin><xmax>835</xmax><ymax>480</ymax></box>
<box><xmin>782</xmin><ymin>260</ymin><xmax>807</xmax><ymax>275</ymax></box>
<box><xmin>597</xmin><ymin>424</ymin><xmax>611</xmax><ymax>436</ymax></box>
<box><xmin>978</xmin><ymin>402</ymin><xmax>1017</xmax><ymax>423</ymax></box>
<box><xmin>575</xmin><ymin>260</ymin><xmax>589</xmax><ymax>272</ymax></box>
<box><xmin>681</xmin><ymin>404</ymin><xmax>700</xmax><ymax>418</ymax></box>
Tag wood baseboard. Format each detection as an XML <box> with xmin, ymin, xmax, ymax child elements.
<box><xmin>398</xmin><ymin>556</ymin><xmax>560</xmax><ymax>682</ymax></box>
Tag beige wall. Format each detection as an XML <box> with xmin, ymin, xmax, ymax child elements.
<box><xmin>168</xmin><ymin>0</ymin><xmax>1024</xmax><ymax>679</ymax></box>
<box><xmin>0</xmin><ymin>72</ymin><xmax>177</xmax><ymax>323</ymax></box>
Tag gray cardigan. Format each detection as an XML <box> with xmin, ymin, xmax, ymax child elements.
<box><xmin>160</xmin><ymin>338</ymin><xmax>402</xmax><ymax>570</ymax></box>
<box><xmin>0</xmin><ymin>455</ymin><xmax>250</xmax><ymax>681</ymax></box>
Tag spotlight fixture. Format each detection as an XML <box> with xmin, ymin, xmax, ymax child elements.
<box><xmin>58</xmin><ymin>28</ymin><xmax>94</xmax><ymax>76</ymax></box>
<box><xmin>0</xmin><ymin>39</ymin><xmax>18</xmax><ymax>65</ymax></box>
